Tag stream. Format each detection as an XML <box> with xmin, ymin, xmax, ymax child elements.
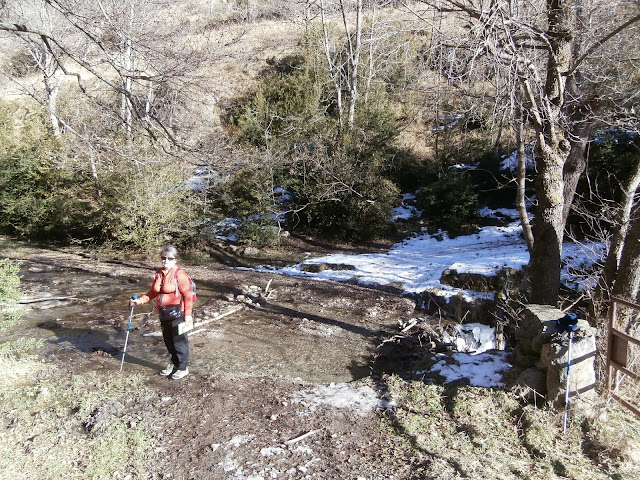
<box><xmin>9</xmin><ymin>264</ymin><xmax>398</xmax><ymax>384</ymax></box>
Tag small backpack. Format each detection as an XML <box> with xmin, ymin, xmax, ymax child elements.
<box><xmin>173</xmin><ymin>267</ymin><xmax>196</xmax><ymax>303</ymax></box>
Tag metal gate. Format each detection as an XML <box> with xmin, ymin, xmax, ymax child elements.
<box><xmin>606</xmin><ymin>296</ymin><xmax>640</xmax><ymax>417</ymax></box>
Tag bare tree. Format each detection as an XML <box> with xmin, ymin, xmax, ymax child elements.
<box><xmin>0</xmin><ymin>0</ymin><xmax>213</xmax><ymax>154</ymax></box>
<box><xmin>315</xmin><ymin>0</ymin><xmax>404</xmax><ymax>131</ymax></box>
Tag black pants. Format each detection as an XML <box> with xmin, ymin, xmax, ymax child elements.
<box><xmin>160</xmin><ymin>320</ymin><xmax>189</xmax><ymax>370</ymax></box>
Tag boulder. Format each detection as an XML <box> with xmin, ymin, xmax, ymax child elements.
<box><xmin>542</xmin><ymin>328</ymin><xmax>597</xmax><ymax>409</ymax></box>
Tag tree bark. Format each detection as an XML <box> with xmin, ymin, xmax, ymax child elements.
<box><xmin>603</xmin><ymin>154</ymin><xmax>640</xmax><ymax>293</ymax></box>
<box><xmin>343</xmin><ymin>0</ymin><xmax>363</xmax><ymax>129</ymax></box>
<box><xmin>515</xmin><ymin>97</ymin><xmax>534</xmax><ymax>253</ymax></box>
<box><xmin>561</xmin><ymin>18</ymin><xmax>598</xmax><ymax>226</ymax></box>
<box><xmin>320</xmin><ymin>0</ymin><xmax>344</xmax><ymax>131</ymax></box>
<box><xmin>612</xmin><ymin>209</ymin><xmax>640</xmax><ymax>302</ymax></box>
<box><xmin>526</xmin><ymin>0</ymin><xmax>574</xmax><ymax>305</ymax></box>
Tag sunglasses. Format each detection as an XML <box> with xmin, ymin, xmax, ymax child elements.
<box><xmin>161</xmin><ymin>256</ymin><xmax>175</xmax><ymax>261</ymax></box>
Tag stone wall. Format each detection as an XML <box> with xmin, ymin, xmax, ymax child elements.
<box><xmin>515</xmin><ymin>304</ymin><xmax>597</xmax><ymax>409</ymax></box>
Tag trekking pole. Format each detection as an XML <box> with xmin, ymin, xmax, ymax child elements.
<box><xmin>563</xmin><ymin>330</ymin><xmax>573</xmax><ymax>435</ymax></box>
<box><xmin>119</xmin><ymin>295</ymin><xmax>137</xmax><ymax>374</ymax></box>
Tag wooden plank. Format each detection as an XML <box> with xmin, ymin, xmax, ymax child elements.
<box><xmin>609</xmin><ymin>361</ymin><xmax>640</xmax><ymax>382</ymax></box>
<box><xmin>612</xmin><ymin>392</ymin><xmax>640</xmax><ymax>418</ymax></box>
<box><xmin>611</xmin><ymin>334</ymin><xmax>629</xmax><ymax>367</ymax></box>
<box><xmin>611</xmin><ymin>328</ymin><xmax>640</xmax><ymax>347</ymax></box>
<box><xmin>611</xmin><ymin>296</ymin><xmax>640</xmax><ymax>310</ymax></box>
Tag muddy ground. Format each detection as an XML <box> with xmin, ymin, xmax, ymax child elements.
<box><xmin>4</xmin><ymin>237</ymin><xmax>428</xmax><ymax>480</ymax></box>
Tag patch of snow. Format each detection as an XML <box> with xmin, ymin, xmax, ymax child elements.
<box><xmin>500</xmin><ymin>147</ymin><xmax>536</xmax><ymax>172</ymax></box>
<box><xmin>229</xmin><ymin>434</ymin><xmax>254</xmax><ymax>447</ymax></box>
<box><xmin>260</xmin><ymin>447</ymin><xmax>285</xmax><ymax>457</ymax></box>
<box><xmin>243</xmin><ymin>206</ymin><xmax>602</xmax><ymax>391</ymax></box>
<box><xmin>429</xmin><ymin>351</ymin><xmax>512</xmax><ymax>387</ymax></box>
<box><xmin>391</xmin><ymin>192</ymin><xmax>421</xmax><ymax>221</ymax></box>
<box><xmin>442</xmin><ymin>323</ymin><xmax>497</xmax><ymax>354</ymax></box>
<box><xmin>253</xmin><ymin>214</ymin><xmax>601</xmax><ymax>301</ymax></box>
<box><xmin>255</xmin><ymin>221</ymin><xmax>530</xmax><ymax>299</ymax></box>
<box><xmin>291</xmin><ymin>382</ymin><xmax>394</xmax><ymax>416</ymax></box>
<box><xmin>295</xmin><ymin>445</ymin><xmax>313</xmax><ymax>455</ymax></box>
<box><xmin>477</xmin><ymin>207</ymin><xmax>521</xmax><ymax>221</ymax></box>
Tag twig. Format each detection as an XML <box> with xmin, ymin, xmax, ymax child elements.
<box><xmin>285</xmin><ymin>429</ymin><xmax>322</xmax><ymax>445</ymax></box>
<box><xmin>144</xmin><ymin>305</ymin><xmax>244</xmax><ymax>336</ymax></box>
<box><xmin>401</xmin><ymin>319</ymin><xmax>418</xmax><ymax>333</ymax></box>
<box><xmin>193</xmin><ymin>305</ymin><xmax>244</xmax><ymax>328</ymax></box>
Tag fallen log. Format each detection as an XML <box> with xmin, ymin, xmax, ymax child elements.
<box><xmin>18</xmin><ymin>296</ymin><xmax>76</xmax><ymax>304</ymax></box>
<box><xmin>143</xmin><ymin>304</ymin><xmax>244</xmax><ymax>337</ymax></box>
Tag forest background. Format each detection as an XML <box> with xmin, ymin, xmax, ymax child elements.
<box><xmin>1</xmin><ymin>0</ymin><xmax>640</xmax><ymax>311</ymax></box>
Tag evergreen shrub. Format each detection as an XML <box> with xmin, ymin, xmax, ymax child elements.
<box><xmin>0</xmin><ymin>102</ymin><xmax>97</xmax><ymax>240</ymax></box>
<box><xmin>210</xmin><ymin>168</ymin><xmax>284</xmax><ymax>247</ymax></box>
<box><xmin>228</xmin><ymin>48</ymin><xmax>406</xmax><ymax>243</ymax></box>
<box><xmin>417</xmin><ymin>170</ymin><xmax>478</xmax><ymax>233</ymax></box>
<box><xmin>99</xmin><ymin>159</ymin><xmax>193</xmax><ymax>251</ymax></box>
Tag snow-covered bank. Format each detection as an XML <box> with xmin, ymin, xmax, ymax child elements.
<box><xmin>253</xmin><ymin>213</ymin><xmax>600</xmax><ymax>302</ymax></box>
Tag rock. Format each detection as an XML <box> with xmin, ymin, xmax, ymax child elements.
<box><xmin>300</xmin><ymin>263</ymin><xmax>356</xmax><ymax>273</ymax></box>
<box><xmin>512</xmin><ymin>367</ymin><xmax>547</xmax><ymax>403</ymax></box>
<box><xmin>542</xmin><ymin>329</ymin><xmax>597</xmax><ymax>409</ymax></box>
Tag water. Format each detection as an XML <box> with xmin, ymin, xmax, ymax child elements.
<box><xmin>9</xmin><ymin>265</ymin><xmax>396</xmax><ymax>383</ymax></box>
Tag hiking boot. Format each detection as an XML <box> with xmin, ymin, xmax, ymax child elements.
<box><xmin>171</xmin><ymin>368</ymin><xmax>189</xmax><ymax>380</ymax></box>
<box><xmin>160</xmin><ymin>363</ymin><xmax>176</xmax><ymax>376</ymax></box>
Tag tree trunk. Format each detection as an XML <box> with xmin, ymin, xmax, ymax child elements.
<box><xmin>527</xmin><ymin>0</ymin><xmax>575</xmax><ymax>305</ymax></box>
<box><xmin>561</xmin><ymin>73</ymin><xmax>595</xmax><ymax>226</ymax></box>
<box><xmin>343</xmin><ymin>0</ymin><xmax>362</xmax><ymax>129</ymax></box>
<box><xmin>612</xmin><ymin>209</ymin><xmax>640</xmax><ymax>302</ymax></box>
<box><xmin>515</xmin><ymin>98</ymin><xmax>534</xmax><ymax>253</ymax></box>
<box><xmin>320</xmin><ymin>0</ymin><xmax>344</xmax><ymax>131</ymax></box>
<box><xmin>529</xmin><ymin>142</ymin><xmax>567</xmax><ymax>304</ymax></box>
<box><xmin>42</xmin><ymin>57</ymin><xmax>61</xmax><ymax>137</ymax></box>
<box><xmin>603</xmin><ymin>154</ymin><xmax>640</xmax><ymax>292</ymax></box>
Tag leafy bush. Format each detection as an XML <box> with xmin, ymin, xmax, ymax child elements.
<box><xmin>417</xmin><ymin>170</ymin><xmax>478</xmax><ymax>233</ymax></box>
<box><xmin>213</xmin><ymin>168</ymin><xmax>278</xmax><ymax>218</ymax></box>
<box><xmin>228</xmin><ymin>48</ymin><xmax>407</xmax><ymax>242</ymax></box>
<box><xmin>209</xmin><ymin>168</ymin><xmax>286</xmax><ymax>247</ymax></box>
<box><xmin>288</xmin><ymin>147</ymin><xmax>400</xmax><ymax>242</ymax></box>
<box><xmin>581</xmin><ymin>129</ymin><xmax>639</xmax><ymax>203</ymax></box>
<box><xmin>230</xmin><ymin>54</ymin><xmax>327</xmax><ymax>150</ymax></box>
<box><xmin>99</xmin><ymin>158</ymin><xmax>195</xmax><ymax>251</ymax></box>
<box><xmin>238</xmin><ymin>219</ymin><xmax>282</xmax><ymax>247</ymax></box>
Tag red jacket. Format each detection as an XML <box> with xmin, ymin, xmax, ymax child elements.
<box><xmin>138</xmin><ymin>266</ymin><xmax>194</xmax><ymax>316</ymax></box>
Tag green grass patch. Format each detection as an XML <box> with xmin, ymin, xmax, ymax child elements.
<box><xmin>0</xmin><ymin>258</ymin><xmax>25</xmax><ymax>332</ymax></box>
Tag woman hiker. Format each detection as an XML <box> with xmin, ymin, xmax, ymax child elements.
<box><xmin>131</xmin><ymin>245</ymin><xmax>194</xmax><ymax>380</ymax></box>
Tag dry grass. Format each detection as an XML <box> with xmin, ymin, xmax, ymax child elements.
<box><xmin>0</xmin><ymin>346</ymin><xmax>152</xmax><ymax>480</ymax></box>
<box><xmin>382</xmin><ymin>375</ymin><xmax>640</xmax><ymax>480</ymax></box>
